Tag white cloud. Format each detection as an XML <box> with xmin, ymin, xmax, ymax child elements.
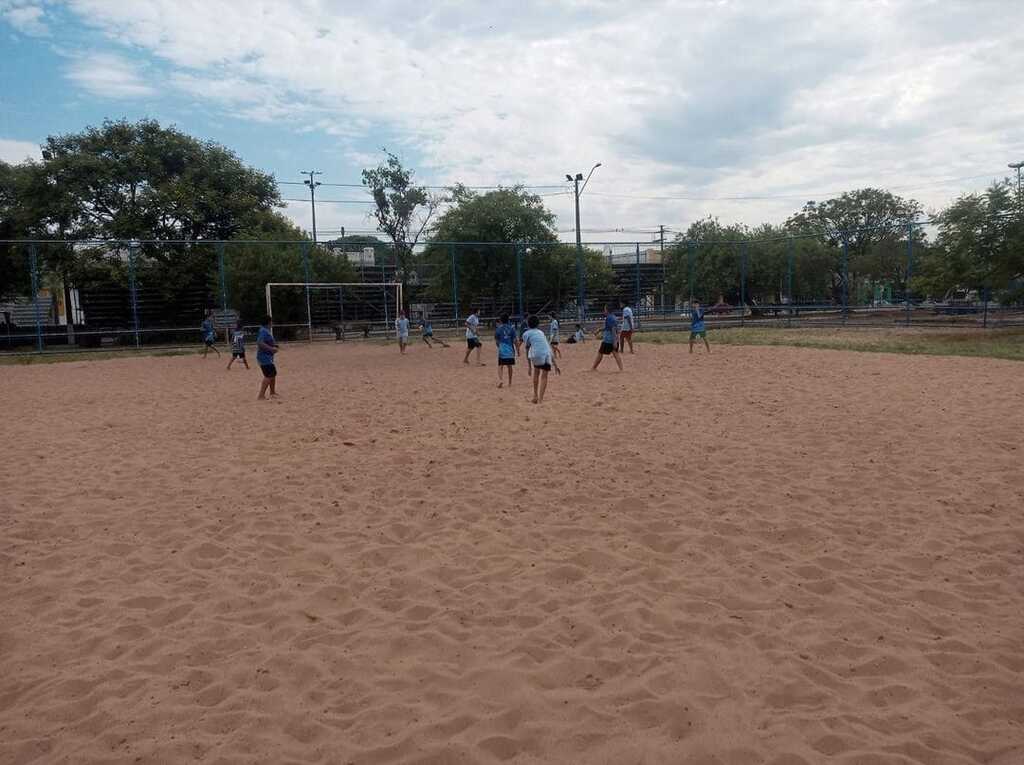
<box><xmin>66</xmin><ymin>52</ymin><xmax>155</xmax><ymax>99</ymax></box>
<box><xmin>1</xmin><ymin>1</ymin><xmax>49</xmax><ymax>36</ymax></box>
<box><xmin>0</xmin><ymin>137</ymin><xmax>41</xmax><ymax>163</ymax></box>
<box><xmin>54</xmin><ymin>1</ymin><xmax>1024</xmax><ymax>235</ymax></box>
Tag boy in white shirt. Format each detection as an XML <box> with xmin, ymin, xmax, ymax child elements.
<box><xmin>547</xmin><ymin>313</ymin><xmax>562</xmax><ymax>359</ymax></box>
<box><xmin>462</xmin><ymin>308</ymin><xmax>484</xmax><ymax>365</ymax></box>
<box><xmin>395</xmin><ymin>311</ymin><xmax>410</xmax><ymax>354</ymax></box>
<box><xmin>522</xmin><ymin>314</ymin><xmax>560</xmax><ymax>404</ymax></box>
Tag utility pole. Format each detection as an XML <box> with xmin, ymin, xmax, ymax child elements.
<box><xmin>302</xmin><ymin>170</ymin><xmax>323</xmax><ymax>243</ymax></box>
<box><xmin>1010</xmin><ymin>162</ymin><xmax>1024</xmax><ymax>214</ymax></box>
<box><xmin>566</xmin><ymin>162</ymin><xmax>602</xmax><ymax>322</ymax></box>
<box><xmin>659</xmin><ymin>224</ymin><xmax>666</xmax><ymax>315</ymax></box>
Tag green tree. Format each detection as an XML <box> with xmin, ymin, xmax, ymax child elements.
<box><xmin>914</xmin><ymin>180</ymin><xmax>1024</xmax><ymax>302</ymax></box>
<box><xmin>423</xmin><ymin>185</ymin><xmax>596</xmax><ymax>315</ymax></box>
<box><xmin>221</xmin><ymin>212</ymin><xmax>355</xmax><ymax>325</ymax></box>
<box><xmin>786</xmin><ymin>188</ymin><xmax>924</xmax><ymax>303</ymax></box>
<box><xmin>665</xmin><ymin>218</ymin><xmax>750</xmax><ymax>304</ymax></box>
<box><xmin>362</xmin><ymin>151</ymin><xmax>442</xmax><ymax>278</ymax></box>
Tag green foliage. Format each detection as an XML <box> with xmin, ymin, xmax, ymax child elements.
<box><xmin>221</xmin><ymin>212</ymin><xmax>355</xmax><ymax>323</ymax></box>
<box><xmin>913</xmin><ymin>180</ymin><xmax>1024</xmax><ymax>302</ymax></box>
<box><xmin>423</xmin><ymin>185</ymin><xmax>594</xmax><ymax>314</ymax></box>
<box><xmin>361</xmin><ymin>151</ymin><xmax>441</xmax><ymax>277</ymax></box>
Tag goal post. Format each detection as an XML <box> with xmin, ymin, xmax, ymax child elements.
<box><xmin>265</xmin><ymin>282</ymin><xmax>403</xmax><ymax>341</ymax></box>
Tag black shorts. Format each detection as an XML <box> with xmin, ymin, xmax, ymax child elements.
<box><xmin>551</xmin><ymin>340</ymin><xmax>559</xmax><ymax>346</ymax></box>
<box><xmin>423</xmin><ymin>331</ymin><xmax>433</xmax><ymax>338</ymax></box>
<box><xmin>204</xmin><ymin>339</ymin><xmax>215</xmax><ymax>347</ymax></box>
<box><xmin>498</xmin><ymin>357</ymin><xmax>516</xmax><ymax>366</ymax></box>
<box><xmin>534</xmin><ymin>363</ymin><xmax>552</xmax><ymax>372</ymax></box>
<box><xmin>260</xmin><ymin>363</ymin><xmax>277</xmax><ymax>378</ymax></box>
<box><xmin>232</xmin><ymin>351</ymin><xmax>245</xmax><ymax>359</ymax></box>
<box><xmin>467</xmin><ymin>338</ymin><xmax>481</xmax><ymax>349</ymax></box>
<box><xmin>599</xmin><ymin>342</ymin><xmax>615</xmax><ymax>355</ymax></box>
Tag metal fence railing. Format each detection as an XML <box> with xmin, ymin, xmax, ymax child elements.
<box><xmin>2</xmin><ymin>227</ymin><xmax>1022</xmax><ymax>353</ymax></box>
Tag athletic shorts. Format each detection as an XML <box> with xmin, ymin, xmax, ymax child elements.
<box><xmin>398</xmin><ymin>335</ymin><xmax>409</xmax><ymax>342</ymax></box>
<box><xmin>204</xmin><ymin>339</ymin><xmax>215</xmax><ymax>347</ymax></box>
<box><xmin>466</xmin><ymin>338</ymin><xmax>481</xmax><ymax>349</ymax></box>
<box><xmin>620</xmin><ymin>330</ymin><xmax>633</xmax><ymax>340</ymax></box>
<box><xmin>551</xmin><ymin>340</ymin><xmax>559</xmax><ymax>346</ymax></box>
<box><xmin>423</xmin><ymin>331</ymin><xmax>433</xmax><ymax>337</ymax></box>
<box><xmin>232</xmin><ymin>351</ymin><xmax>245</xmax><ymax>359</ymax></box>
<box><xmin>599</xmin><ymin>342</ymin><xmax>615</xmax><ymax>355</ymax></box>
<box><xmin>260</xmin><ymin>363</ymin><xmax>277</xmax><ymax>378</ymax></box>
<box><xmin>534</xmin><ymin>362</ymin><xmax>552</xmax><ymax>372</ymax></box>
<box><xmin>690</xmin><ymin>330</ymin><xmax>706</xmax><ymax>339</ymax></box>
<box><xmin>498</xmin><ymin>357</ymin><xmax>515</xmax><ymax>366</ymax></box>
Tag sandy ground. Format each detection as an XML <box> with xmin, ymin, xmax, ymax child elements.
<box><xmin>2</xmin><ymin>338</ymin><xmax>1023</xmax><ymax>765</ymax></box>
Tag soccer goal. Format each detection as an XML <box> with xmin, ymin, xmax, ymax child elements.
<box><xmin>265</xmin><ymin>282</ymin><xmax>403</xmax><ymax>341</ymax></box>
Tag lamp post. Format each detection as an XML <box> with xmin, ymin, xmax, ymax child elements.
<box><xmin>302</xmin><ymin>170</ymin><xmax>323</xmax><ymax>243</ymax></box>
<box><xmin>566</xmin><ymin>162</ymin><xmax>601</xmax><ymax>321</ymax></box>
<box><xmin>1009</xmin><ymin>162</ymin><xmax>1023</xmax><ymax>214</ymax></box>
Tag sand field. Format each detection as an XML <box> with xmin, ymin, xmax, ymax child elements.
<box><xmin>1</xmin><ymin>339</ymin><xmax>1023</xmax><ymax>764</ymax></box>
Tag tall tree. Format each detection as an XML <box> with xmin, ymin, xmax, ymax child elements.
<box><xmin>422</xmin><ymin>185</ymin><xmax>612</xmax><ymax>315</ymax></box>
<box><xmin>361</xmin><ymin>151</ymin><xmax>442</xmax><ymax>278</ymax></box>
<box><xmin>914</xmin><ymin>180</ymin><xmax>1024</xmax><ymax>301</ymax></box>
<box><xmin>786</xmin><ymin>188</ymin><xmax>923</xmax><ymax>303</ymax></box>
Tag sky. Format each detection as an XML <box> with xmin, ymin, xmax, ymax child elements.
<box><xmin>1</xmin><ymin>0</ymin><xmax>1023</xmax><ymax>245</ymax></box>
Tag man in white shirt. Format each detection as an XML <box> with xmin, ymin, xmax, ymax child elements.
<box><xmin>462</xmin><ymin>308</ymin><xmax>484</xmax><ymax>365</ymax></box>
<box><xmin>547</xmin><ymin>313</ymin><xmax>562</xmax><ymax>358</ymax></box>
<box><xmin>618</xmin><ymin>301</ymin><xmax>636</xmax><ymax>354</ymax></box>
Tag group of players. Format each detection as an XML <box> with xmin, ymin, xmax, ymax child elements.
<box><xmin>200</xmin><ymin>298</ymin><xmax>711</xmax><ymax>403</ymax></box>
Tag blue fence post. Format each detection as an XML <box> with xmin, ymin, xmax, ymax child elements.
<box><xmin>841</xmin><ymin>232</ymin><xmax>849</xmax><ymax>323</ymax></box>
<box><xmin>687</xmin><ymin>241</ymin><xmax>696</xmax><ymax>304</ymax></box>
<box><xmin>787</xmin><ymin>238</ymin><xmax>795</xmax><ymax>328</ymax></box>
<box><xmin>739</xmin><ymin>242</ymin><xmax>748</xmax><ymax>327</ymax></box>
<box><xmin>127</xmin><ymin>240</ymin><xmax>141</xmax><ymax>348</ymax></box>
<box><xmin>217</xmin><ymin>242</ymin><xmax>228</xmax><ymax>314</ymax></box>
<box><xmin>515</xmin><ymin>242</ymin><xmax>524</xmax><ymax>319</ymax></box>
<box><xmin>28</xmin><ymin>242</ymin><xmax>43</xmax><ymax>352</ymax></box>
<box><xmin>301</xmin><ymin>241</ymin><xmax>313</xmax><ymax>342</ymax></box>
<box><xmin>450</xmin><ymin>244</ymin><xmax>459</xmax><ymax>321</ymax></box>
<box><xmin>635</xmin><ymin>242</ymin><xmax>641</xmax><ymax>318</ymax></box>
<box><xmin>905</xmin><ymin>223</ymin><xmax>913</xmax><ymax>327</ymax></box>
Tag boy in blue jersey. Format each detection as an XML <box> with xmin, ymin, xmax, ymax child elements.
<box><xmin>227</xmin><ymin>319</ymin><xmax>248</xmax><ymax>370</ymax></box>
<box><xmin>494</xmin><ymin>314</ymin><xmax>518</xmax><ymax>388</ymax></box>
<box><xmin>201</xmin><ymin>309</ymin><xmax>220</xmax><ymax>358</ymax></box>
<box><xmin>548</xmin><ymin>313</ymin><xmax>562</xmax><ymax>359</ymax></box>
<box><xmin>591</xmin><ymin>305</ymin><xmax>624</xmax><ymax>371</ymax></box>
<box><xmin>419</xmin><ymin>314</ymin><xmax>449</xmax><ymax>348</ymax></box>
<box><xmin>523</xmin><ymin>314</ymin><xmax>560</xmax><ymax>403</ymax></box>
<box><xmin>689</xmin><ymin>300</ymin><xmax>711</xmax><ymax>354</ymax></box>
<box><xmin>256</xmin><ymin>315</ymin><xmax>280</xmax><ymax>400</ymax></box>
<box><xmin>395</xmin><ymin>310</ymin><xmax>410</xmax><ymax>354</ymax></box>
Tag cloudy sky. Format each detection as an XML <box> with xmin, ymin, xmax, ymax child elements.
<box><xmin>1</xmin><ymin>0</ymin><xmax>1022</xmax><ymax>243</ymax></box>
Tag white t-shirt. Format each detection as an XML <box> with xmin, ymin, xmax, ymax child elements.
<box><xmin>622</xmin><ymin>306</ymin><xmax>634</xmax><ymax>331</ymax></box>
<box><xmin>549</xmin><ymin>318</ymin><xmax>560</xmax><ymax>342</ymax></box>
<box><xmin>522</xmin><ymin>328</ymin><xmax>552</xmax><ymax>365</ymax></box>
<box><xmin>465</xmin><ymin>313</ymin><xmax>480</xmax><ymax>339</ymax></box>
<box><xmin>396</xmin><ymin>317</ymin><xmax>410</xmax><ymax>338</ymax></box>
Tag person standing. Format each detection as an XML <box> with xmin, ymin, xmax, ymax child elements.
<box><xmin>201</xmin><ymin>309</ymin><xmax>220</xmax><ymax>358</ymax></box>
<box><xmin>256</xmin><ymin>315</ymin><xmax>280</xmax><ymax>400</ymax></box>
<box><xmin>522</xmin><ymin>315</ymin><xmax>560</xmax><ymax>403</ymax></box>
<box><xmin>227</xmin><ymin>320</ymin><xmax>249</xmax><ymax>370</ymax></box>
<box><xmin>618</xmin><ymin>300</ymin><xmax>636</xmax><ymax>354</ymax></box>
<box><xmin>548</xmin><ymin>313</ymin><xmax>562</xmax><ymax>359</ymax></box>
<box><xmin>494</xmin><ymin>314</ymin><xmax>518</xmax><ymax>387</ymax></box>
<box><xmin>689</xmin><ymin>300</ymin><xmax>711</xmax><ymax>354</ymax></box>
<box><xmin>395</xmin><ymin>311</ymin><xmax>410</xmax><ymax>354</ymax></box>
<box><xmin>592</xmin><ymin>305</ymin><xmax>624</xmax><ymax>372</ymax></box>
<box><xmin>462</xmin><ymin>308</ymin><xmax>484</xmax><ymax>365</ymax></box>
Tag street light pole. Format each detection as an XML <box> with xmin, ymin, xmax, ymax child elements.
<box><xmin>302</xmin><ymin>170</ymin><xmax>323</xmax><ymax>244</ymax></box>
<box><xmin>566</xmin><ymin>163</ymin><xmax>601</xmax><ymax>322</ymax></box>
<box><xmin>1009</xmin><ymin>162</ymin><xmax>1024</xmax><ymax>214</ymax></box>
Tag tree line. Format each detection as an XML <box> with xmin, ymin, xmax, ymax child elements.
<box><xmin>2</xmin><ymin>119</ymin><xmax>1021</xmax><ymax>331</ymax></box>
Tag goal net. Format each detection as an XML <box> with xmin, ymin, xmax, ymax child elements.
<box><xmin>265</xmin><ymin>282</ymin><xmax>403</xmax><ymax>340</ymax></box>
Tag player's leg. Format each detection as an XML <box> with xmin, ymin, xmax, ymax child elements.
<box><xmin>497</xmin><ymin>360</ymin><xmax>504</xmax><ymax>387</ymax></box>
<box><xmin>258</xmin><ymin>373</ymin><xmax>270</xmax><ymax>400</ymax></box>
<box><xmin>463</xmin><ymin>341</ymin><xmax>472</xmax><ymax>364</ymax></box>
<box><xmin>689</xmin><ymin>334</ymin><xmax>696</xmax><ymax>354</ymax></box>
<box><xmin>703</xmin><ymin>333</ymin><xmax>711</xmax><ymax>353</ymax></box>
<box><xmin>592</xmin><ymin>347</ymin><xmax>603</xmax><ymax>370</ymax></box>
<box><xmin>227</xmin><ymin>354</ymin><xmax>234</xmax><ymax>369</ymax></box>
<box><xmin>612</xmin><ymin>348</ymin><xmax>624</xmax><ymax>371</ymax></box>
<box><xmin>243</xmin><ymin>355</ymin><xmax>249</xmax><ymax>369</ymax></box>
<box><xmin>626</xmin><ymin>332</ymin><xmax>635</xmax><ymax>354</ymax></box>
<box><xmin>538</xmin><ymin>368</ymin><xmax>549</xmax><ymax>403</ymax></box>
<box><xmin>532</xmin><ymin>366</ymin><xmax>540</xmax><ymax>403</ymax></box>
